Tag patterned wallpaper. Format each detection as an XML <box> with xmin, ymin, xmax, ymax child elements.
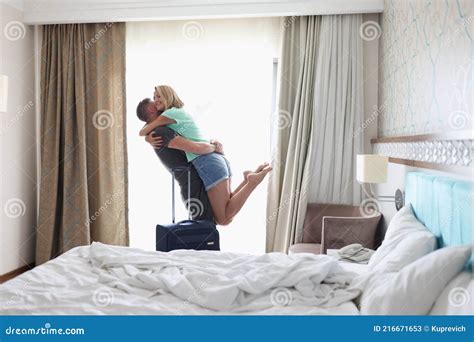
<box><xmin>378</xmin><ymin>0</ymin><xmax>473</xmax><ymax>137</ymax></box>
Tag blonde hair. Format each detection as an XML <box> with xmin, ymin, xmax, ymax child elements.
<box><xmin>154</xmin><ymin>85</ymin><xmax>184</xmax><ymax>111</ymax></box>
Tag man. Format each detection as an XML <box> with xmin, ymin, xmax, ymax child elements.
<box><xmin>138</xmin><ymin>98</ymin><xmax>217</xmax><ymax>222</ymax></box>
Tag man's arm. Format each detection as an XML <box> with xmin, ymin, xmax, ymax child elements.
<box><xmin>168</xmin><ymin>137</ymin><xmax>218</xmax><ymax>155</ymax></box>
<box><xmin>139</xmin><ymin>115</ymin><xmax>175</xmax><ymax>136</ymax></box>
<box><xmin>145</xmin><ymin>132</ymin><xmax>164</xmax><ymax>149</ymax></box>
<box><xmin>145</xmin><ymin>127</ymin><xmax>176</xmax><ymax>149</ymax></box>
<box><xmin>146</xmin><ymin>129</ymin><xmax>223</xmax><ymax>155</ymax></box>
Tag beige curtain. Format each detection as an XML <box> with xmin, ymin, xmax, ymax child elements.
<box><xmin>36</xmin><ymin>23</ymin><xmax>129</xmax><ymax>265</ymax></box>
<box><xmin>266</xmin><ymin>16</ymin><xmax>321</xmax><ymax>253</ymax></box>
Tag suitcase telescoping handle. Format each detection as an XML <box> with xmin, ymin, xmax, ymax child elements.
<box><xmin>171</xmin><ymin>167</ymin><xmax>192</xmax><ymax>223</ymax></box>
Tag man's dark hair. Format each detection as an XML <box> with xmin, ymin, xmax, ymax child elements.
<box><xmin>136</xmin><ymin>98</ymin><xmax>152</xmax><ymax>122</ymax></box>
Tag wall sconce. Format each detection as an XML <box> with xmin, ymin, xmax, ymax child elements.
<box><xmin>0</xmin><ymin>75</ymin><xmax>8</xmax><ymax>113</ymax></box>
<box><xmin>356</xmin><ymin>154</ymin><xmax>404</xmax><ymax>210</ymax></box>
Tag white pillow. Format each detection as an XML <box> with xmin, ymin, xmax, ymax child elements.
<box><xmin>356</xmin><ymin>245</ymin><xmax>472</xmax><ymax>315</ymax></box>
<box><xmin>369</xmin><ymin>204</ymin><xmax>436</xmax><ymax>272</ymax></box>
<box><xmin>430</xmin><ymin>269</ymin><xmax>473</xmax><ymax>315</ymax></box>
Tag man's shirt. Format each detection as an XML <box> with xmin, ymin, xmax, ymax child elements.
<box><xmin>151</xmin><ymin>126</ymin><xmax>214</xmax><ymax>222</ymax></box>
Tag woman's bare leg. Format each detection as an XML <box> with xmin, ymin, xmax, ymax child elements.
<box><xmin>230</xmin><ymin>178</ymin><xmax>246</xmax><ymax>198</ymax></box>
<box><xmin>207</xmin><ymin>180</ymin><xmax>233</xmax><ymax>225</ymax></box>
<box><xmin>208</xmin><ymin>166</ymin><xmax>272</xmax><ymax>225</ymax></box>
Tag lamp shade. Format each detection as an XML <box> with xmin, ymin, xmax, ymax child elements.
<box><xmin>0</xmin><ymin>75</ymin><xmax>8</xmax><ymax>113</ymax></box>
<box><xmin>356</xmin><ymin>154</ymin><xmax>388</xmax><ymax>183</ymax></box>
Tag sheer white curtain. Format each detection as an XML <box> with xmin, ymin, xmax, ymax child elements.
<box><xmin>266</xmin><ymin>15</ymin><xmax>364</xmax><ymax>252</ymax></box>
<box><xmin>265</xmin><ymin>16</ymin><xmax>320</xmax><ymax>253</ymax></box>
<box><xmin>126</xmin><ymin>18</ymin><xmax>280</xmax><ymax>254</ymax></box>
<box><xmin>308</xmin><ymin>14</ymin><xmax>364</xmax><ymax>205</ymax></box>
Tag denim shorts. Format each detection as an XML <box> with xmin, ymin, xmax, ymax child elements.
<box><xmin>191</xmin><ymin>153</ymin><xmax>232</xmax><ymax>191</ymax></box>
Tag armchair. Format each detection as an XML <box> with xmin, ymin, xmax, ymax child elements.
<box><xmin>289</xmin><ymin>203</ymin><xmax>382</xmax><ymax>255</ymax></box>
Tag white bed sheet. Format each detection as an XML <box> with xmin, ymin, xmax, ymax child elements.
<box><xmin>0</xmin><ymin>245</ymin><xmax>366</xmax><ymax>315</ymax></box>
<box><xmin>338</xmin><ymin>262</ymin><xmax>370</xmax><ymax>275</ymax></box>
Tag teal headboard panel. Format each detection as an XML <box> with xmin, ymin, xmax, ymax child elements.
<box><xmin>405</xmin><ymin>172</ymin><xmax>473</xmax><ymax>248</ymax></box>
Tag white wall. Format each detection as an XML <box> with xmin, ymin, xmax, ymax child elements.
<box><xmin>0</xmin><ymin>2</ymin><xmax>36</xmax><ymax>274</ymax></box>
<box><xmin>362</xmin><ymin>13</ymin><xmax>379</xmax><ymax>155</ymax></box>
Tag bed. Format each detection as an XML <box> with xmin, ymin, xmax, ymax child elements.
<box><xmin>0</xmin><ymin>172</ymin><xmax>472</xmax><ymax>315</ymax></box>
<box><xmin>0</xmin><ymin>244</ymin><xmax>366</xmax><ymax>315</ymax></box>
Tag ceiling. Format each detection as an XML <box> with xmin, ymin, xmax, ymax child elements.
<box><xmin>14</xmin><ymin>0</ymin><xmax>383</xmax><ymax>25</ymax></box>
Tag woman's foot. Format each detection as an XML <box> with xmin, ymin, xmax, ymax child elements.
<box><xmin>247</xmin><ymin>166</ymin><xmax>272</xmax><ymax>187</ymax></box>
<box><xmin>255</xmin><ymin>162</ymin><xmax>269</xmax><ymax>173</ymax></box>
<box><xmin>243</xmin><ymin>162</ymin><xmax>269</xmax><ymax>182</ymax></box>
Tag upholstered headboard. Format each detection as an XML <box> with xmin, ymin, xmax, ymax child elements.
<box><xmin>405</xmin><ymin>172</ymin><xmax>473</xmax><ymax>249</ymax></box>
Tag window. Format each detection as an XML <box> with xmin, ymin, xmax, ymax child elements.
<box><xmin>126</xmin><ymin>18</ymin><xmax>281</xmax><ymax>254</ymax></box>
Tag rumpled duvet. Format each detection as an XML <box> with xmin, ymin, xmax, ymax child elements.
<box><xmin>90</xmin><ymin>242</ymin><xmax>360</xmax><ymax>312</ymax></box>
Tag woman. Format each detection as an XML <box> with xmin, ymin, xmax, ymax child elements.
<box><xmin>137</xmin><ymin>85</ymin><xmax>272</xmax><ymax>226</ymax></box>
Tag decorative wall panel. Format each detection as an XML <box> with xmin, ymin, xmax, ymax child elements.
<box><xmin>373</xmin><ymin>139</ymin><xmax>473</xmax><ymax>166</ymax></box>
<box><xmin>378</xmin><ymin>0</ymin><xmax>473</xmax><ymax>137</ymax></box>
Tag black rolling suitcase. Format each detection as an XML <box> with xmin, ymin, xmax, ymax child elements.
<box><xmin>156</xmin><ymin>166</ymin><xmax>220</xmax><ymax>252</ymax></box>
